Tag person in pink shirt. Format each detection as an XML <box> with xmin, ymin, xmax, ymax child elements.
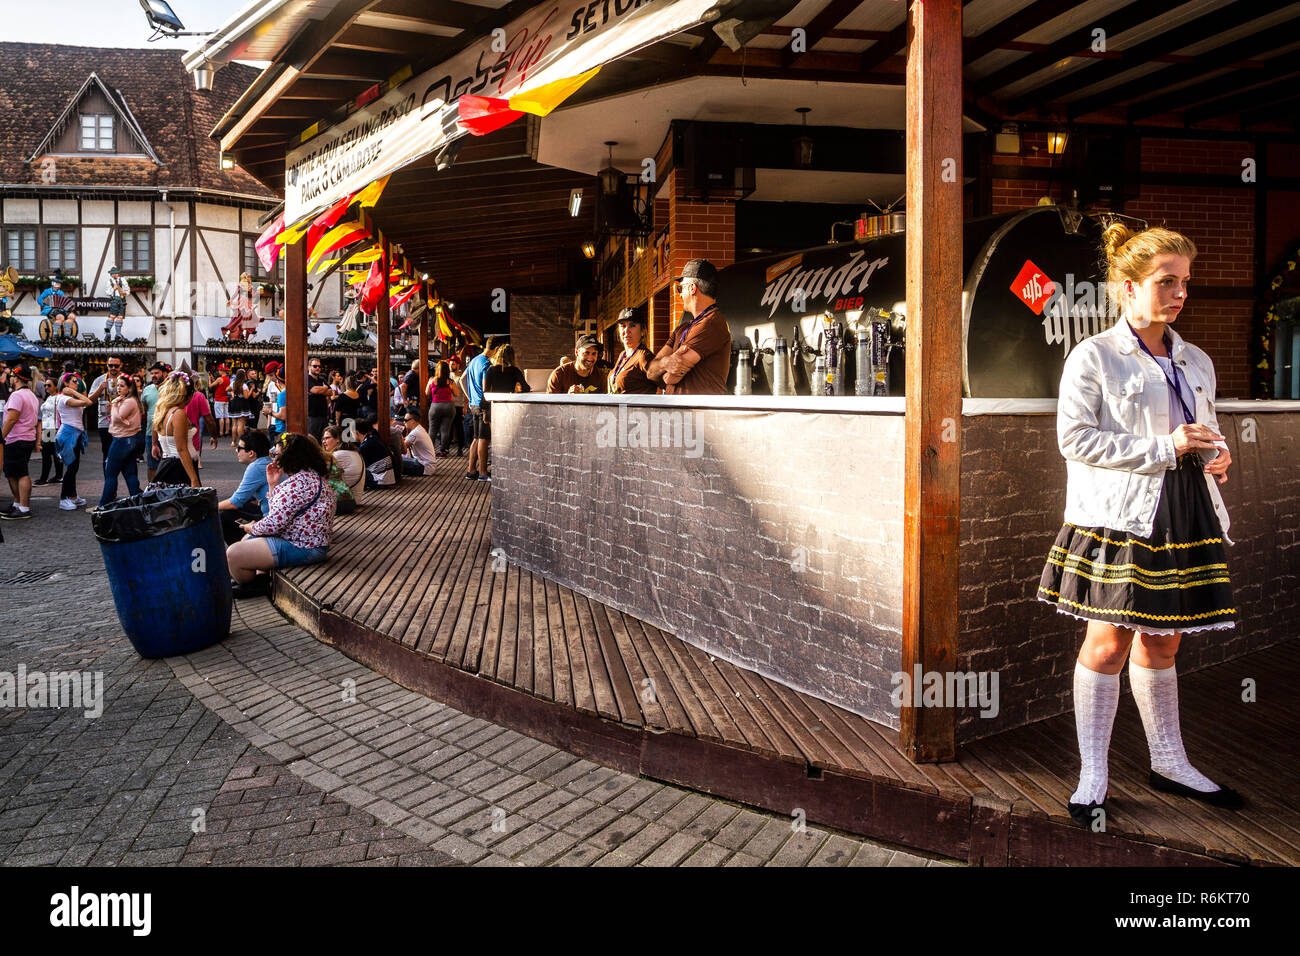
<box><xmin>1</xmin><ymin>364</ymin><xmax>41</xmax><ymax>519</ymax></box>
<box><xmin>99</xmin><ymin>376</ymin><xmax>145</xmax><ymax>506</ymax></box>
<box><xmin>182</xmin><ymin>374</ymin><xmax>219</xmax><ymax>467</ymax></box>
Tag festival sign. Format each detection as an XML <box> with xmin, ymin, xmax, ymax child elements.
<box><xmin>285</xmin><ymin>0</ymin><xmax>725</xmax><ymax>223</ymax></box>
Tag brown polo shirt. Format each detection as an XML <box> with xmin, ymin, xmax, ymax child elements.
<box><xmin>547</xmin><ymin>362</ymin><xmax>608</xmax><ymax>394</ymax></box>
<box><xmin>609</xmin><ymin>347</ymin><xmax>658</xmax><ymax>394</ymax></box>
<box><xmin>664</xmin><ymin>306</ymin><xmax>731</xmax><ymax>395</ymax></box>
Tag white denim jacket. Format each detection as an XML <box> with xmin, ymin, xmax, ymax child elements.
<box><xmin>1057</xmin><ymin>318</ymin><xmax>1231</xmax><ymax>544</ymax></box>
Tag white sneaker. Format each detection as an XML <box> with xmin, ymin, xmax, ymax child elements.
<box><xmin>59</xmin><ymin>499</ymin><xmax>77</xmax><ymax>511</ymax></box>
<box><xmin>73</xmin><ymin>496</ymin><xmax>87</xmax><ymax>507</ymax></box>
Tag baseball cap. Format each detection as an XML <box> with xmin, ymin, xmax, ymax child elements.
<box><xmin>616</xmin><ymin>308</ymin><xmax>639</xmax><ymax>324</ymax></box>
<box><xmin>149</xmin><ymin>361</ymin><xmax>169</xmax><ymax>372</ymax></box>
<box><xmin>10</xmin><ymin>363</ymin><xmax>31</xmax><ymax>381</ymax></box>
<box><xmin>576</xmin><ymin>334</ymin><xmax>601</xmax><ymax>351</ymax></box>
<box><xmin>264</xmin><ymin>361</ymin><xmax>282</xmax><ymax>374</ymax></box>
<box><xmin>671</xmin><ymin>259</ymin><xmax>718</xmax><ymax>285</ymax></box>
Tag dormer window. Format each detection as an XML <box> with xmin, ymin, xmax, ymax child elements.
<box><xmin>79</xmin><ymin>114</ymin><xmax>114</xmax><ymax>151</ymax></box>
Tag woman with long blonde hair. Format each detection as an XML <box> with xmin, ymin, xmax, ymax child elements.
<box><xmin>1039</xmin><ymin>221</ymin><xmax>1241</xmax><ymax>828</ymax></box>
<box><xmin>150</xmin><ymin>374</ymin><xmax>198</xmax><ymax>487</ymax></box>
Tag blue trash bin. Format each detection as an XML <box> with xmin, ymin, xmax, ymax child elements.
<box><xmin>91</xmin><ymin>487</ymin><xmax>232</xmax><ymax>658</ymax></box>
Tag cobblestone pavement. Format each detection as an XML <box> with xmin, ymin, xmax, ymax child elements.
<box><xmin>1</xmin><ymin>441</ymin><xmax>960</xmax><ymax>867</ymax></box>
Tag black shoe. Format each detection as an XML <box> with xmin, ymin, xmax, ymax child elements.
<box><xmin>1149</xmin><ymin>771</ymin><xmax>1244</xmax><ymax>809</ymax></box>
<box><xmin>0</xmin><ymin>506</ymin><xmax>32</xmax><ymax>520</ymax></box>
<box><xmin>231</xmin><ymin>578</ymin><xmax>271</xmax><ymax>600</ymax></box>
<box><xmin>33</xmin><ymin>478</ymin><xmax>49</xmax><ymax>486</ymax></box>
<box><xmin>1067</xmin><ymin>800</ymin><xmax>1106</xmax><ymax>828</ymax></box>
<box><xmin>478</xmin><ymin>473</ymin><xmax>491</xmax><ymax>481</ymax></box>
<box><xmin>465</xmin><ymin>472</ymin><xmax>478</xmax><ymax>480</ymax></box>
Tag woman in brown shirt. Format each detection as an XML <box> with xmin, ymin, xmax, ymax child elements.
<box><xmin>608</xmin><ymin>308</ymin><xmax>658</xmax><ymax>394</ymax></box>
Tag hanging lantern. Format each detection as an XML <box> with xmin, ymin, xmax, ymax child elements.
<box><xmin>793</xmin><ymin>108</ymin><xmax>813</xmax><ymax>169</ymax></box>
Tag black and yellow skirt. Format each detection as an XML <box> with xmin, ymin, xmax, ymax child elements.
<box><xmin>1038</xmin><ymin>454</ymin><xmax>1236</xmax><ymax>636</ymax></box>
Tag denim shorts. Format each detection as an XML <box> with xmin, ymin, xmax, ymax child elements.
<box><xmin>263</xmin><ymin>536</ymin><xmax>328</xmax><ymax>568</ymax></box>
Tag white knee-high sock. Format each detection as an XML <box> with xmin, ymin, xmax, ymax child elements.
<box><xmin>1128</xmin><ymin>660</ymin><xmax>1220</xmax><ymax>792</ymax></box>
<box><xmin>1070</xmin><ymin>661</ymin><xmax>1120</xmax><ymax>806</ymax></box>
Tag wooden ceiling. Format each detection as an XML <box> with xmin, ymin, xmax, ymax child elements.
<box><xmin>214</xmin><ymin>0</ymin><xmax>1300</xmax><ymax>311</ymax></box>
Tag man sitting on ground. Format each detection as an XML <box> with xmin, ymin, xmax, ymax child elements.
<box><xmin>355</xmin><ymin>418</ymin><xmax>396</xmax><ymax>489</ymax></box>
<box><xmin>218</xmin><ymin>430</ymin><xmax>272</xmax><ymax>544</ymax></box>
<box><xmin>548</xmin><ymin>335</ymin><xmax>608</xmax><ymax>394</ymax></box>
<box><xmin>399</xmin><ymin>412</ymin><xmax>437</xmax><ymax>475</ymax></box>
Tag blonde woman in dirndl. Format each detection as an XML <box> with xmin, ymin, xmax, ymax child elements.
<box><xmin>1038</xmin><ymin>222</ymin><xmax>1243</xmax><ymax>828</ymax></box>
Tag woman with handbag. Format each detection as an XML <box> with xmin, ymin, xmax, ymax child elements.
<box><xmin>226</xmin><ymin>432</ymin><xmax>336</xmax><ymax>598</ymax></box>
<box><xmin>1038</xmin><ymin>221</ymin><xmax>1242</xmax><ymax>828</ymax></box>
<box><xmin>149</xmin><ymin>375</ymin><xmax>199</xmax><ymax>488</ymax></box>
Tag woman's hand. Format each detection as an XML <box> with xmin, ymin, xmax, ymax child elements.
<box><xmin>1171</xmin><ymin>423</ymin><xmax>1223</xmax><ymax>456</ymax></box>
<box><xmin>266</xmin><ymin>460</ymin><xmax>283</xmax><ymax>489</ymax></box>
<box><xmin>1204</xmin><ymin>443</ymin><xmax>1232</xmax><ymax>485</ymax></box>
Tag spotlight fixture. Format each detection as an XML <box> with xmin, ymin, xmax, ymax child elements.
<box><xmin>994</xmin><ymin>122</ymin><xmax>1020</xmax><ymax>155</ymax></box>
<box><xmin>793</xmin><ymin>108</ymin><xmax>813</xmax><ymax>169</ymax></box>
<box><xmin>581</xmin><ymin>240</ymin><xmax>596</xmax><ymax>259</ymax></box>
<box><xmin>422</xmin><ymin>273</ymin><xmax>429</xmax><ymax>281</ymax></box>
<box><xmin>140</xmin><ymin>0</ymin><xmax>212</xmax><ymax>40</ymax></box>
<box><xmin>434</xmin><ymin>140</ymin><xmax>462</xmax><ymax>172</ymax></box>
<box><xmin>569</xmin><ymin>189</ymin><xmax>583</xmax><ymax>217</ymax></box>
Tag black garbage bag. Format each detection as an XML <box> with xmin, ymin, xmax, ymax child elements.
<box><xmin>90</xmin><ymin>486</ymin><xmax>219</xmax><ymax>544</ymax></box>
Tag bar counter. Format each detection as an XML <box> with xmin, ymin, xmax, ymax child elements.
<box><xmin>488</xmin><ymin>392</ymin><xmax>1300</xmax><ymax>741</ymax></box>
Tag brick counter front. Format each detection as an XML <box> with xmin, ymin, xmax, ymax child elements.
<box><xmin>490</xmin><ymin>396</ymin><xmax>1300</xmax><ymax>741</ymax></box>
<box><xmin>490</xmin><ymin>397</ymin><xmax>907</xmax><ymax>725</ymax></box>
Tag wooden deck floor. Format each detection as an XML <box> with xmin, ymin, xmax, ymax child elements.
<box><xmin>275</xmin><ymin>456</ymin><xmax>1300</xmax><ymax>866</ymax></box>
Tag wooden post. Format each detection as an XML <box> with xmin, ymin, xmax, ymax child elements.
<box><xmin>418</xmin><ymin>279</ymin><xmax>430</xmax><ymax>425</ymax></box>
<box><xmin>901</xmin><ymin>0</ymin><xmax>962</xmax><ymax>763</ymax></box>
<box><xmin>376</xmin><ymin>232</ymin><xmax>391</xmax><ymax>446</ymax></box>
<box><xmin>284</xmin><ymin>236</ymin><xmax>309</xmax><ymax>436</ymax></box>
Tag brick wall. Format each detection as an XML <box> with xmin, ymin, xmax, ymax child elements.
<box><xmin>510</xmin><ymin>294</ymin><xmax>578</xmax><ymax>373</ymax></box>
<box><xmin>490</xmin><ymin>399</ymin><xmax>906</xmax><ymax>725</ymax></box>
<box><xmin>490</xmin><ymin>399</ymin><xmax>1299</xmax><ymax>743</ymax></box>
<box><xmin>958</xmin><ymin>410</ymin><xmax>1300</xmax><ymax>741</ymax></box>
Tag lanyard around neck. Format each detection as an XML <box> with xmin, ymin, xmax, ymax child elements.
<box><xmin>675</xmin><ymin>303</ymin><xmax>716</xmax><ymax>343</ymax></box>
<box><xmin>1128</xmin><ymin>323</ymin><xmax>1195</xmax><ymax>426</ymax></box>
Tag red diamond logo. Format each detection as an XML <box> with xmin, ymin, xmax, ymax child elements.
<box><xmin>1010</xmin><ymin>260</ymin><xmax>1056</xmax><ymax>315</ymax></box>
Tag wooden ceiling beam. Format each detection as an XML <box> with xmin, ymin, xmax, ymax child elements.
<box><xmin>781</xmin><ymin>0</ymin><xmax>875</xmax><ymax>69</ymax></box>
<box><xmin>973</xmin><ymin>0</ymin><xmax>1185</xmax><ymax>98</ymax></box>
<box><xmin>858</xmin><ymin>21</ymin><xmax>908</xmax><ymax>72</ymax></box>
<box><xmin>369</xmin><ymin>0</ymin><xmax>490</xmax><ymax>31</ymax></box>
<box><xmin>964</xmin><ymin>0</ymin><xmax>1079</xmax><ymax>63</ymax></box>
<box><xmin>1008</xmin><ymin>0</ymin><xmax>1294</xmax><ymax>115</ymax></box>
<box><xmin>332</xmin><ymin>23</ymin><xmax>436</xmax><ymax>57</ymax></box>
<box><xmin>301</xmin><ymin>51</ymin><xmax>398</xmax><ymax>82</ymax></box>
<box><xmin>1070</xmin><ymin>18</ymin><xmax>1300</xmax><ymax>119</ymax></box>
<box><xmin>1131</xmin><ymin>59</ymin><xmax>1300</xmax><ymax>123</ymax></box>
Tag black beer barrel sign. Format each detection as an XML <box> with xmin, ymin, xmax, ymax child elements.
<box><xmin>715</xmin><ymin>206</ymin><xmax>1108</xmax><ymax>398</ymax></box>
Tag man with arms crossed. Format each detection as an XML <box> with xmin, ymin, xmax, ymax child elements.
<box><xmin>646</xmin><ymin>259</ymin><xmax>731</xmax><ymax>395</ymax></box>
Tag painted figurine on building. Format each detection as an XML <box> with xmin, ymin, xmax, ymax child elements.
<box><xmin>0</xmin><ymin>266</ymin><xmax>19</xmax><ymax>334</ymax></box>
<box><xmin>37</xmin><ymin>275</ymin><xmax>78</xmax><ymax>340</ymax></box>
<box><xmin>336</xmin><ymin>285</ymin><xmax>367</xmax><ymax>343</ymax></box>
<box><xmin>105</xmin><ymin>266</ymin><xmax>128</xmax><ymax>342</ymax></box>
<box><xmin>222</xmin><ymin>272</ymin><xmax>259</xmax><ymax>340</ymax></box>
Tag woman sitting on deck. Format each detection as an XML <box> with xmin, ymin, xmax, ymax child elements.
<box><xmin>226</xmin><ymin>432</ymin><xmax>336</xmax><ymax>599</ymax></box>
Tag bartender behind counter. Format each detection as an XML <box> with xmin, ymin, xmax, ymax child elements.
<box><xmin>646</xmin><ymin>259</ymin><xmax>730</xmax><ymax>395</ymax></box>
<box><xmin>608</xmin><ymin>308</ymin><xmax>658</xmax><ymax>394</ymax></box>
<box><xmin>548</xmin><ymin>335</ymin><xmax>609</xmax><ymax>394</ymax></box>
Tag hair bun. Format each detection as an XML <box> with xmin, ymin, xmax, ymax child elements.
<box><xmin>1102</xmin><ymin>221</ymin><xmax>1135</xmax><ymax>260</ymax></box>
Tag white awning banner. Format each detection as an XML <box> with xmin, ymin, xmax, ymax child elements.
<box><xmin>285</xmin><ymin>0</ymin><xmax>724</xmax><ymax>223</ymax></box>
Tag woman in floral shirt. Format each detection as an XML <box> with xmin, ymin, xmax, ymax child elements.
<box><xmin>226</xmin><ymin>432</ymin><xmax>336</xmax><ymax>598</ymax></box>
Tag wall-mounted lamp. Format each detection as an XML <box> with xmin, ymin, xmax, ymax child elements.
<box><xmin>157</xmin><ymin>321</ymin><xmax>168</xmax><ymax>336</ymax></box>
<box><xmin>220</xmin><ymin>152</ymin><xmax>235</xmax><ymax>170</ymax></box>
<box><xmin>994</xmin><ymin>123</ymin><xmax>1021</xmax><ymax>155</ymax></box>
<box><xmin>1047</xmin><ymin>131</ymin><xmax>1069</xmax><ymax>156</ymax></box>
<box><xmin>633</xmin><ymin>234</ymin><xmax>647</xmax><ymax>258</ymax></box>
<box><xmin>581</xmin><ymin>240</ymin><xmax>596</xmax><ymax>259</ymax></box>
<box><xmin>569</xmin><ymin>189</ymin><xmax>583</xmax><ymax>217</ymax></box>
<box><xmin>598</xmin><ymin>141</ymin><xmax>621</xmax><ymax>196</ymax></box>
